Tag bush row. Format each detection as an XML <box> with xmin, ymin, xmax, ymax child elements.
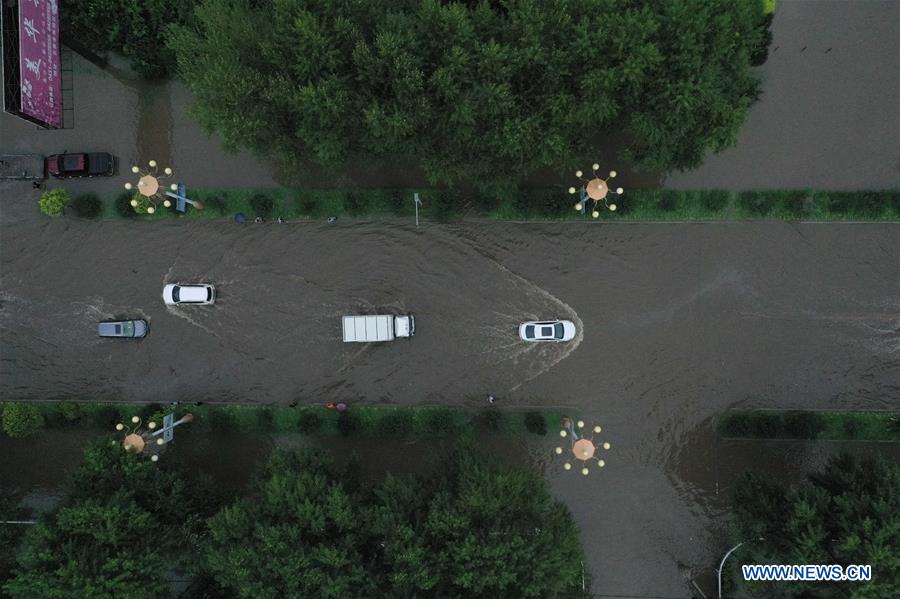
<box><xmin>54</xmin><ymin>187</ymin><xmax>900</xmax><ymax>222</ymax></box>
<box><xmin>719</xmin><ymin>409</ymin><xmax>900</xmax><ymax>441</ymax></box>
<box><xmin>1</xmin><ymin>401</ymin><xmax>564</xmax><ymax>439</ymax></box>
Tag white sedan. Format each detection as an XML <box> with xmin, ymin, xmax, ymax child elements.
<box><xmin>162</xmin><ymin>283</ymin><xmax>216</xmax><ymax>305</ymax></box>
<box><xmin>519</xmin><ymin>320</ymin><xmax>576</xmax><ymax>342</ymax></box>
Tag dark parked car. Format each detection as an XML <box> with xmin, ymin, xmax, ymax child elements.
<box><xmin>47</xmin><ymin>152</ymin><xmax>115</xmax><ymax>178</ymax></box>
<box><xmin>98</xmin><ymin>320</ymin><xmax>148</xmax><ymax>338</ymax></box>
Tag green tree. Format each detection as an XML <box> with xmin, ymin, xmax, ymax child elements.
<box><xmin>727</xmin><ymin>453</ymin><xmax>900</xmax><ymax>597</ymax></box>
<box><xmin>202</xmin><ymin>447</ymin><xmax>586</xmax><ymax>597</ymax></box>
<box><xmin>38</xmin><ymin>189</ymin><xmax>69</xmax><ymax>217</ymax></box>
<box><xmin>2</xmin><ymin>403</ymin><xmax>45</xmax><ymax>438</ymax></box>
<box><xmin>370</xmin><ymin>447</ymin><xmax>585</xmax><ymax>597</ymax></box>
<box><xmin>0</xmin><ymin>492</ymin><xmax>28</xmax><ymax>584</ymax></box>
<box><xmin>59</xmin><ymin>0</ymin><xmax>195</xmax><ymax>77</ymax></box>
<box><xmin>169</xmin><ymin>0</ymin><xmax>763</xmax><ymax>191</ymax></box>
<box><xmin>3</xmin><ymin>442</ymin><xmax>213</xmax><ymax>598</ymax></box>
<box><xmin>3</xmin><ymin>498</ymin><xmax>165</xmax><ymax>599</ymax></box>
<box><xmin>203</xmin><ymin>450</ymin><xmax>377</xmax><ymax>598</ymax></box>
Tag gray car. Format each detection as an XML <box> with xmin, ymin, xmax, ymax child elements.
<box><xmin>98</xmin><ymin>319</ymin><xmax>148</xmax><ymax>338</ymax></box>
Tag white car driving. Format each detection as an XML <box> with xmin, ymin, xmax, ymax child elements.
<box><xmin>163</xmin><ymin>283</ymin><xmax>216</xmax><ymax>305</ymax></box>
<box><xmin>519</xmin><ymin>320</ymin><xmax>576</xmax><ymax>342</ymax></box>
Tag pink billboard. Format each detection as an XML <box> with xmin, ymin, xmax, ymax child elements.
<box><xmin>18</xmin><ymin>0</ymin><xmax>61</xmax><ymax>128</ymax></box>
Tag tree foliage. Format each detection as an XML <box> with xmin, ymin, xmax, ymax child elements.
<box><xmin>2</xmin><ymin>402</ymin><xmax>45</xmax><ymax>438</ymax></box>
<box><xmin>729</xmin><ymin>453</ymin><xmax>900</xmax><ymax>597</ymax></box>
<box><xmin>59</xmin><ymin>0</ymin><xmax>195</xmax><ymax>77</ymax></box>
<box><xmin>203</xmin><ymin>447</ymin><xmax>586</xmax><ymax>597</ymax></box>
<box><xmin>3</xmin><ymin>442</ymin><xmax>211</xmax><ymax>598</ymax></box>
<box><xmin>169</xmin><ymin>0</ymin><xmax>763</xmax><ymax>191</ymax></box>
<box><xmin>38</xmin><ymin>189</ymin><xmax>69</xmax><ymax>217</ymax></box>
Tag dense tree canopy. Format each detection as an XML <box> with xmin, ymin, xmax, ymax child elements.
<box><xmin>169</xmin><ymin>0</ymin><xmax>765</xmax><ymax>191</ymax></box>
<box><xmin>728</xmin><ymin>453</ymin><xmax>900</xmax><ymax>597</ymax></box>
<box><xmin>60</xmin><ymin>0</ymin><xmax>194</xmax><ymax>77</ymax></box>
<box><xmin>203</xmin><ymin>447</ymin><xmax>586</xmax><ymax>597</ymax></box>
<box><xmin>3</xmin><ymin>443</ymin><xmax>209</xmax><ymax>598</ymax></box>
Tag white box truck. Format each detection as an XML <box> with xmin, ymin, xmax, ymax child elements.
<box><xmin>342</xmin><ymin>314</ymin><xmax>415</xmax><ymax>342</ymax></box>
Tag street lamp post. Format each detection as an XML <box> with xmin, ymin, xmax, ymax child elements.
<box><xmin>114</xmin><ymin>412</ymin><xmax>193</xmax><ymax>462</ymax></box>
<box><xmin>554</xmin><ymin>417</ymin><xmax>611</xmax><ymax>475</ymax></box>
<box><xmin>124</xmin><ymin>160</ymin><xmax>203</xmax><ymax>214</ymax></box>
<box><xmin>568</xmin><ymin>163</ymin><xmax>624</xmax><ymax>218</ymax></box>
<box><xmin>718</xmin><ymin>538</ymin><xmax>764</xmax><ymax>598</ymax></box>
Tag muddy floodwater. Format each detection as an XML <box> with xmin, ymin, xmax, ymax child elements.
<box><xmin>1</xmin><ymin>216</ymin><xmax>897</xmax><ymax>596</ymax></box>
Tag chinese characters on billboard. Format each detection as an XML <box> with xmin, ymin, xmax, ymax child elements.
<box><xmin>18</xmin><ymin>0</ymin><xmax>61</xmax><ymax>128</ymax></box>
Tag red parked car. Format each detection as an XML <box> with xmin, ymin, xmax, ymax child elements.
<box><xmin>46</xmin><ymin>152</ymin><xmax>116</xmax><ymax>178</ymax></box>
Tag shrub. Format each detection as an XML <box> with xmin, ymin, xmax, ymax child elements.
<box><xmin>824</xmin><ymin>191</ymin><xmax>891</xmax><ymax>218</ymax></box>
<box><xmin>337</xmin><ymin>412</ymin><xmax>356</xmax><ymax>437</ymax></box>
<box><xmin>478</xmin><ymin>409</ymin><xmax>502</xmax><ymax>432</ymax></box>
<box><xmin>207</xmin><ymin>409</ymin><xmax>236</xmax><ymax>433</ymax></box>
<box><xmin>388</xmin><ymin>190</ymin><xmax>406</xmax><ymax>215</ymax></box>
<box><xmin>524</xmin><ymin>412</ymin><xmax>548</xmax><ymax>435</ymax></box>
<box><xmin>249</xmin><ymin>193</ymin><xmax>274</xmax><ymax>218</ymax></box>
<box><xmin>343</xmin><ymin>191</ymin><xmax>371</xmax><ymax>216</ymax></box>
<box><xmin>783</xmin><ymin>411</ymin><xmax>823</xmax><ymax>439</ymax></box>
<box><xmin>2</xmin><ymin>402</ymin><xmax>45</xmax><ymax>438</ymax></box>
<box><xmin>204</xmin><ymin>195</ymin><xmax>228</xmax><ymax>216</ymax></box>
<box><xmin>749</xmin><ymin>412</ymin><xmax>781</xmax><ymax>437</ymax></box>
<box><xmin>426</xmin><ymin>408</ymin><xmax>459</xmax><ymax>434</ymax></box>
<box><xmin>114</xmin><ymin>192</ymin><xmax>137</xmax><ymax>218</ymax></box>
<box><xmin>513</xmin><ymin>189</ymin><xmax>565</xmax><ymax>218</ymax></box>
<box><xmin>656</xmin><ymin>190</ymin><xmax>679</xmax><ymax>212</ymax></box>
<box><xmin>38</xmin><ymin>189</ymin><xmax>69</xmax><ymax>216</ymax></box>
<box><xmin>56</xmin><ymin>402</ymin><xmax>81</xmax><ymax>424</ymax></box>
<box><xmin>257</xmin><ymin>408</ymin><xmax>274</xmax><ymax>429</ymax></box>
<box><xmin>701</xmin><ymin>190</ymin><xmax>730</xmax><ymax>212</ymax></box>
<box><xmin>378</xmin><ymin>410</ymin><xmax>414</xmax><ymax>436</ymax></box>
<box><xmin>130</xmin><ymin>192</ymin><xmax>152</xmax><ymax>214</ymax></box>
<box><xmin>296</xmin><ymin>410</ymin><xmax>322</xmax><ymax>434</ymax></box>
<box><xmin>430</xmin><ymin>190</ymin><xmax>463</xmax><ymax>222</ymax></box>
<box><xmin>842</xmin><ymin>416</ymin><xmax>862</xmax><ymax>440</ymax></box>
<box><xmin>298</xmin><ymin>195</ymin><xmax>319</xmax><ymax>216</ymax></box>
<box><xmin>738</xmin><ymin>192</ymin><xmax>775</xmax><ymax>216</ymax></box>
<box><xmin>776</xmin><ymin>190</ymin><xmax>812</xmax><ymax>219</ymax></box>
<box><xmin>71</xmin><ymin>193</ymin><xmax>103</xmax><ymax>218</ymax></box>
<box><xmin>88</xmin><ymin>404</ymin><xmax>121</xmax><ymax>428</ymax></box>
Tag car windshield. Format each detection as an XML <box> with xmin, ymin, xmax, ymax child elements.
<box><xmin>525</xmin><ymin>326</ymin><xmax>535</xmax><ymax>339</ymax></box>
<box><xmin>207</xmin><ymin>288</ymin><xmax>212</xmax><ymax>302</ymax></box>
<box><xmin>172</xmin><ymin>286</ymin><xmax>180</xmax><ymax>302</ymax></box>
<box><xmin>554</xmin><ymin>323</ymin><xmax>564</xmax><ymax>338</ymax></box>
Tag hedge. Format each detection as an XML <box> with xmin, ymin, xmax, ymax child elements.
<box><xmin>5</xmin><ymin>401</ymin><xmax>571</xmax><ymax>440</ymax></box>
<box><xmin>79</xmin><ymin>188</ymin><xmax>900</xmax><ymax>223</ymax></box>
<box><xmin>719</xmin><ymin>409</ymin><xmax>900</xmax><ymax>441</ymax></box>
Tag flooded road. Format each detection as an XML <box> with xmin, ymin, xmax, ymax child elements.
<box><xmin>3</xmin><ymin>219</ymin><xmax>895</xmax><ymax>410</ymax></box>
<box><xmin>1</xmin><ymin>216</ymin><xmax>897</xmax><ymax>596</ymax></box>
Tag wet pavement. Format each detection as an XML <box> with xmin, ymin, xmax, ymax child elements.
<box><xmin>1</xmin><ymin>217</ymin><xmax>897</xmax><ymax>596</ymax></box>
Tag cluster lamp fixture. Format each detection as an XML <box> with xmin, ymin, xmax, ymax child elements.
<box><xmin>568</xmin><ymin>163</ymin><xmax>623</xmax><ymax>218</ymax></box>
<box><xmin>555</xmin><ymin>416</ymin><xmax>611</xmax><ymax>475</ymax></box>
<box><xmin>123</xmin><ymin>160</ymin><xmax>177</xmax><ymax>214</ymax></box>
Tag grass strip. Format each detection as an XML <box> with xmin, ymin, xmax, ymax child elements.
<box><xmin>89</xmin><ymin>188</ymin><xmax>900</xmax><ymax>222</ymax></box>
<box><xmin>6</xmin><ymin>401</ymin><xmax>570</xmax><ymax>440</ymax></box>
<box><xmin>718</xmin><ymin>409</ymin><xmax>900</xmax><ymax>441</ymax></box>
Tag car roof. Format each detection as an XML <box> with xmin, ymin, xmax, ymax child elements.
<box><xmin>177</xmin><ymin>285</ymin><xmax>208</xmax><ymax>302</ymax></box>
